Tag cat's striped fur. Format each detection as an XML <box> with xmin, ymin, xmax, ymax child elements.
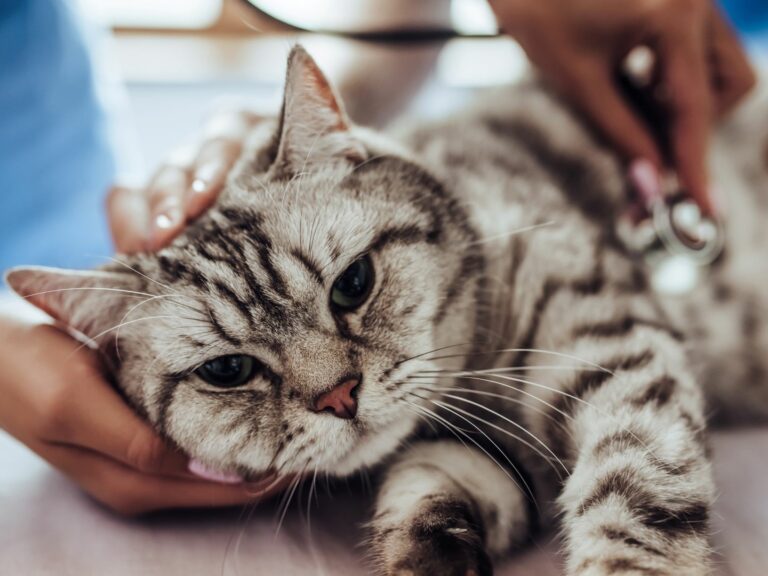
<box><xmin>7</xmin><ymin>46</ymin><xmax>768</xmax><ymax>575</ymax></box>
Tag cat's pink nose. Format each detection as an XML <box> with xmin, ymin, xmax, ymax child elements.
<box><xmin>312</xmin><ymin>377</ymin><xmax>359</xmax><ymax>419</ymax></box>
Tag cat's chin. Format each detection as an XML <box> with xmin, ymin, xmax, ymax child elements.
<box><xmin>331</xmin><ymin>414</ymin><xmax>418</xmax><ymax>476</ymax></box>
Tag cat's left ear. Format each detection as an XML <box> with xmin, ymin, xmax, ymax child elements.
<box><xmin>272</xmin><ymin>45</ymin><xmax>367</xmax><ymax>175</ymax></box>
<box><xmin>5</xmin><ymin>266</ymin><xmax>141</xmax><ymax>345</ymax></box>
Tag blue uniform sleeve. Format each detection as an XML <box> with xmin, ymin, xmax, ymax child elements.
<box><xmin>719</xmin><ymin>0</ymin><xmax>768</xmax><ymax>53</ymax></box>
<box><xmin>0</xmin><ymin>0</ymin><xmax>115</xmax><ymax>270</ymax></box>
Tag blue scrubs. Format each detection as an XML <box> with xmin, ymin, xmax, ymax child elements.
<box><xmin>0</xmin><ymin>0</ymin><xmax>114</xmax><ymax>270</ymax></box>
<box><xmin>722</xmin><ymin>0</ymin><xmax>768</xmax><ymax>37</ymax></box>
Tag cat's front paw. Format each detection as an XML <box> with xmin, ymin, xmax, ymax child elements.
<box><xmin>370</xmin><ymin>498</ymin><xmax>493</xmax><ymax>576</ymax></box>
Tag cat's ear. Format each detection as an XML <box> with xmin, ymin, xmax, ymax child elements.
<box><xmin>4</xmin><ymin>266</ymin><xmax>141</xmax><ymax>343</ymax></box>
<box><xmin>271</xmin><ymin>45</ymin><xmax>367</xmax><ymax>175</ymax></box>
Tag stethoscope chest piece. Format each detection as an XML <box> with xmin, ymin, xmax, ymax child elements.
<box><xmin>617</xmin><ymin>194</ymin><xmax>725</xmax><ymax>294</ymax></box>
<box><xmin>652</xmin><ymin>194</ymin><xmax>724</xmax><ymax>266</ymax></box>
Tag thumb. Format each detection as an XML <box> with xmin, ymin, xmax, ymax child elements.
<box><xmin>563</xmin><ymin>59</ymin><xmax>663</xmax><ymax>169</ymax></box>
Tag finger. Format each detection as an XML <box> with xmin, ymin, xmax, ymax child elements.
<box><xmin>185</xmin><ymin>137</ymin><xmax>243</xmax><ymax>220</ymax></box>
<box><xmin>41</xmin><ymin>442</ymin><xmax>288</xmax><ymax>516</ymax></box>
<box><xmin>563</xmin><ymin>59</ymin><xmax>664</xmax><ymax>169</ymax></box>
<box><xmin>658</xmin><ymin>21</ymin><xmax>715</xmax><ymax>215</ymax></box>
<box><xmin>46</xmin><ymin>368</ymin><xmax>191</xmax><ymax>478</ymax></box>
<box><xmin>147</xmin><ymin>164</ymin><xmax>190</xmax><ymax>250</ymax></box>
<box><xmin>184</xmin><ymin>110</ymin><xmax>262</xmax><ymax>219</ymax></box>
<box><xmin>106</xmin><ymin>186</ymin><xmax>149</xmax><ymax>254</ymax></box>
<box><xmin>708</xmin><ymin>8</ymin><xmax>757</xmax><ymax>117</ymax></box>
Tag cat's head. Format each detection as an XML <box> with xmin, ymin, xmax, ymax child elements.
<box><xmin>5</xmin><ymin>46</ymin><xmax>482</xmax><ymax>478</ymax></box>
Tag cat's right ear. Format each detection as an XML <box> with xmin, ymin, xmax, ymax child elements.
<box><xmin>270</xmin><ymin>45</ymin><xmax>367</xmax><ymax>176</ymax></box>
<box><xmin>4</xmin><ymin>266</ymin><xmax>142</xmax><ymax>344</ymax></box>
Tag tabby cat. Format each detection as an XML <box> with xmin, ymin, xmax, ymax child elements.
<box><xmin>7</xmin><ymin>46</ymin><xmax>768</xmax><ymax>575</ymax></box>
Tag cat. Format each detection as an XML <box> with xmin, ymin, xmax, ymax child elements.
<box><xmin>6</xmin><ymin>45</ymin><xmax>768</xmax><ymax>576</ymax></box>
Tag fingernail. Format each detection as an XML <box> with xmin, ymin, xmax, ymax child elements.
<box><xmin>188</xmin><ymin>459</ymin><xmax>243</xmax><ymax>484</ymax></box>
<box><xmin>153</xmin><ymin>204</ymin><xmax>182</xmax><ymax>231</ymax></box>
<box><xmin>191</xmin><ymin>178</ymin><xmax>208</xmax><ymax>195</ymax></box>
<box><xmin>628</xmin><ymin>158</ymin><xmax>662</xmax><ymax>208</ymax></box>
<box><xmin>191</xmin><ymin>163</ymin><xmax>220</xmax><ymax>195</ymax></box>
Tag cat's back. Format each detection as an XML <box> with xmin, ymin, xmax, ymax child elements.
<box><xmin>395</xmin><ymin>81</ymin><xmax>628</xmax><ymax>247</ymax></box>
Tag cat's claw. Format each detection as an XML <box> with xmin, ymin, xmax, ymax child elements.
<box><xmin>372</xmin><ymin>499</ymin><xmax>493</xmax><ymax>576</ymax></box>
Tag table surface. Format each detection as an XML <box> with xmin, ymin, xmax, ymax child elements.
<box><xmin>1</xmin><ymin>428</ymin><xmax>767</xmax><ymax>575</ymax></box>
<box><xmin>2</xmin><ymin>32</ymin><xmax>768</xmax><ymax>576</ymax></box>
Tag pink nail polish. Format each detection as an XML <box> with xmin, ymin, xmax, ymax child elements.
<box><xmin>191</xmin><ymin>178</ymin><xmax>207</xmax><ymax>194</ymax></box>
<box><xmin>191</xmin><ymin>163</ymin><xmax>220</xmax><ymax>196</ymax></box>
<box><xmin>188</xmin><ymin>459</ymin><xmax>243</xmax><ymax>484</ymax></box>
<box><xmin>153</xmin><ymin>205</ymin><xmax>182</xmax><ymax>231</ymax></box>
<box><xmin>628</xmin><ymin>159</ymin><xmax>662</xmax><ymax>208</ymax></box>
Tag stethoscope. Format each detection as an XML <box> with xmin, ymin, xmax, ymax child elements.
<box><xmin>616</xmin><ymin>47</ymin><xmax>726</xmax><ymax>272</ymax></box>
<box><xmin>618</xmin><ymin>182</ymin><xmax>725</xmax><ymax>268</ymax></box>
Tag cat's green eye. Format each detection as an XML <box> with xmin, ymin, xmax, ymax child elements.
<box><xmin>330</xmin><ymin>256</ymin><xmax>374</xmax><ymax>311</ymax></box>
<box><xmin>196</xmin><ymin>355</ymin><xmax>256</xmax><ymax>388</ymax></box>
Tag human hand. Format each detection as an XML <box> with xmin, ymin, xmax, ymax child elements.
<box><xmin>489</xmin><ymin>0</ymin><xmax>756</xmax><ymax>216</ymax></box>
<box><xmin>0</xmin><ymin>312</ymin><xmax>285</xmax><ymax>516</ymax></box>
<box><xmin>107</xmin><ymin>110</ymin><xmax>263</xmax><ymax>253</ymax></box>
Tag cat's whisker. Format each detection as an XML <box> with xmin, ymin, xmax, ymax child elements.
<box><xmin>465</xmin><ymin>371</ymin><xmax>600</xmax><ymax>413</ymax></box>
<box><xmin>406</xmin><ymin>392</ymin><xmax>539</xmax><ymax>509</ymax></box>
<box><xmin>415</xmin><ymin>368</ymin><xmax>606</xmax><ymax>416</ymax></box>
<box><xmin>345</xmin><ymin>153</ymin><xmax>389</xmax><ymax>176</ymax></box>
<box><xmin>411</xmin><ymin>380</ymin><xmax>568</xmax><ymax>476</ymax></box>
<box><xmin>231</xmin><ymin>487</ymin><xmax>267</xmax><ymax>575</ymax></box>
<box><xmin>21</xmin><ymin>286</ymin><xmax>153</xmax><ymax>299</ymax></box>
<box><xmin>407</xmin><ymin>403</ymin><xmax>441</xmax><ymax>436</ymax></box>
<box><xmin>274</xmin><ymin>463</ymin><xmax>308</xmax><ymax>537</ymax></box>
<box><xmin>409</xmin><ymin>391</ymin><xmax>535</xmax><ymax>488</ymax></box>
<box><xmin>415</xmin><ymin>371</ymin><xmax>660</xmax><ymax>467</ymax></box>
<box><xmin>421</xmin><ymin>365</ymin><xmax>603</xmax><ymax>375</ymax></box>
<box><xmin>402</xmin><ymin>398</ymin><xmax>474</xmax><ymax>436</ymax></box>
<box><xmin>408</xmin><ymin>373</ymin><xmax>575</xmax><ymax>424</ymax></box>
<box><xmin>65</xmin><ymin>315</ymin><xmax>209</xmax><ymax>361</ymax></box>
<box><xmin>307</xmin><ymin>465</ymin><xmax>319</xmax><ymax>533</ymax></box>
<box><xmin>159</xmin><ymin>296</ymin><xmax>212</xmax><ymax>319</ymax></box>
<box><xmin>402</xmin><ymin>400</ymin><xmax>477</xmax><ymax>458</ymax></box>
<box><xmin>105</xmin><ymin>257</ymin><xmax>212</xmax><ymax>317</ymax></box>
<box><xmin>421</xmin><ymin>348</ymin><xmax>614</xmax><ymax>373</ymax></box>
<box><xmin>403</xmin><ymin>398</ymin><xmax>480</xmax><ymax>451</ymax></box>
<box><xmin>105</xmin><ymin>256</ymin><xmax>176</xmax><ymax>293</ymax></box>
<box><xmin>115</xmin><ymin>293</ymin><xmax>203</xmax><ymax>362</ymax></box>
<box><xmin>416</xmin><ymin>384</ymin><xmax>569</xmax><ymax>432</ymax></box>
<box><xmin>462</xmin><ymin>220</ymin><xmax>557</xmax><ymax>248</ymax></box>
<box><xmin>425</xmin><ymin>392</ymin><xmax>568</xmax><ymax>478</ymax></box>
<box><xmin>394</xmin><ymin>342</ymin><xmax>475</xmax><ymax>367</ymax></box>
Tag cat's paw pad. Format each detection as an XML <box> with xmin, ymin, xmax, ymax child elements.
<box><xmin>373</xmin><ymin>499</ymin><xmax>493</xmax><ymax>576</ymax></box>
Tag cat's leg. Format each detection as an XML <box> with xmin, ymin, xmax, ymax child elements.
<box><xmin>487</xmin><ymin>221</ymin><xmax>716</xmax><ymax>574</ymax></box>
<box><xmin>554</xmin><ymin>344</ymin><xmax>714</xmax><ymax>575</ymax></box>
<box><xmin>520</xmin><ymin>292</ymin><xmax>715</xmax><ymax>574</ymax></box>
<box><xmin>368</xmin><ymin>440</ymin><xmax>530</xmax><ymax>576</ymax></box>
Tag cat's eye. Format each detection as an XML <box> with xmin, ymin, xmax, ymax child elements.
<box><xmin>330</xmin><ymin>256</ymin><xmax>374</xmax><ymax>311</ymax></box>
<box><xmin>196</xmin><ymin>355</ymin><xmax>257</xmax><ymax>388</ymax></box>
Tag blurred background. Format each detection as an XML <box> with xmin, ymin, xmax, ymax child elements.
<box><xmin>0</xmin><ymin>0</ymin><xmax>766</xmax><ymax>270</ymax></box>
